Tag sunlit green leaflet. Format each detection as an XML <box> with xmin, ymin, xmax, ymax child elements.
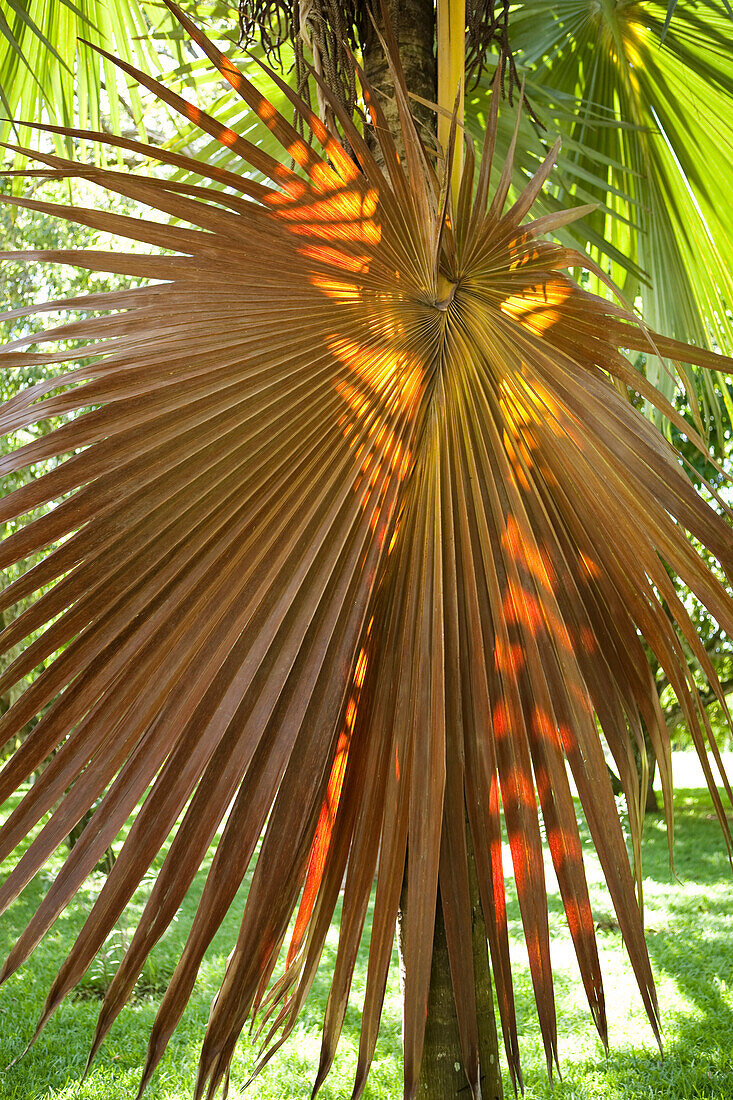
<box><xmin>0</xmin><ymin>0</ymin><xmax>171</xmax><ymax>155</ymax></box>
<box><xmin>508</xmin><ymin>0</ymin><xmax>733</xmax><ymax>428</ymax></box>
<box><xmin>463</xmin><ymin>77</ymin><xmax>643</xmax><ymax>274</ymax></box>
<box><xmin>0</xmin><ymin>5</ymin><xmax>733</xmax><ymax>1099</ymax></box>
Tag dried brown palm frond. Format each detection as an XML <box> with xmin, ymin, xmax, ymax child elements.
<box><xmin>238</xmin><ymin>0</ymin><xmax>366</xmax><ymax>129</ymax></box>
<box><xmin>0</xmin><ymin>4</ymin><xmax>732</xmax><ymax>1099</ymax></box>
<box><xmin>237</xmin><ymin>0</ymin><xmax>521</xmax><ymax>125</ymax></box>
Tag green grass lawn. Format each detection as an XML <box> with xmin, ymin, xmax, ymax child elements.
<box><xmin>1</xmin><ymin>767</ymin><xmax>732</xmax><ymax>1099</ymax></box>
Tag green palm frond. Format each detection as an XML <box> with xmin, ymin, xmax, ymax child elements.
<box><xmin>508</xmin><ymin>0</ymin><xmax>733</xmax><ymax>426</ymax></box>
<box><xmin>0</xmin><ymin>5</ymin><xmax>732</xmax><ymax>1098</ymax></box>
<box><xmin>464</xmin><ymin>73</ymin><xmax>648</xmax><ymax>278</ymax></box>
<box><xmin>0</xmin><ymin>0</ymin><xmax>172</xmax><ymax>148</ymax></box>
<box><xmin>159</xmin><ymin>43</ymin><xmax>302</xmax><ymax>173</ymax></box>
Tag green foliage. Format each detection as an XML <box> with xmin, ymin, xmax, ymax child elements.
<box><xmin>663</xmin><ymin>400</ymin><xmax>733</xmax><ymax>749</ymax></box>
<box><xmin>510</xmin><ymin>0</ymin><xmax>733</xmax><ymax>428</ymax></box>
<box><xmin>0</xmin><ymin>779</ymin><xmax>731</xmax><ymax>1098</ymax></box>
<box><xmin>0</xmin><ymin>1</ymin><xmax>168</xmax><ymax>152</ymax></box>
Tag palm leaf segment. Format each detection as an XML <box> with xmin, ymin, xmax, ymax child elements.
<box><xmin>511</xmin><ymin>0</ymin><xmax>733</xmax><ymax>423</ymax></box>
<box><xmin>1</xmin><ymin>5</ymin><xmax>732</xmax><ymax>1097</ymax></box>
<box><xmin>0</xmin><ymin>0</ymin><xmax>168</xmax><ymax>148</ymax></box>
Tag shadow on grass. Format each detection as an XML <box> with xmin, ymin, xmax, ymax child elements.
<box><xmin>512</xmin><ymin>945</ymin><xmax>733</xmax><ymax>1100</ymax></box>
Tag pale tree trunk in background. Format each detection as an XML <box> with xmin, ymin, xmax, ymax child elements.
<box><xmin>362</xmin><ymin>4</ymin><xmax>505</xmax><ymax>1095</ymax></box>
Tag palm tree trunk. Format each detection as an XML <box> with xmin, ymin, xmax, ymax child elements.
<box><xmin>364</xmin><ymin>5</ymin><xmax>504</xmax><ymax>1095</ymax></box>
<box><xmin>398</xmin><ymin>828</ymin><xmax>503</xmax><ymax>1099</ymax></box>
<box><xmin>362</xmin><ymin>0</ymin><xmax>437</xmax><ymax>155</ymax></box>
<box><xmin>421</xmin><ymin>845</ymin><xmax>503</xmax><ymax>1099</ymax></box>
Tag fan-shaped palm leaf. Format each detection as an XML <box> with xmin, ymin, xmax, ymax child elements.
<box><xmin>1</xmin><ymin>5</ymin><xmax>732</xmax><ymax>1098</ymax></box>
<box><xmin>509</xmin><ymin>0</ymin><xmax>733</xmax><ymax>423</ymax></box>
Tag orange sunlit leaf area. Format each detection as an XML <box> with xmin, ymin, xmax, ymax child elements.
<box><xmin>268</xmin><ymin>183</ymin><xmax>381</xmax><ymax>247</ymax></box>
<box><xmin>286</xmin><ymin>637</ymin><xmax>370</xmax><ymax>971</ymax></box>
<box><xmin>500</xmin><ymin>279</ymin><xmax>572</xmax><ymax>338</ymax></box>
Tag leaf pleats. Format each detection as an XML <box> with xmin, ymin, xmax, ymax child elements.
<box><xmin>1</xmin><ymin>5</ymin><xmax>732</xmax><ymax>1098</ymax></box>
